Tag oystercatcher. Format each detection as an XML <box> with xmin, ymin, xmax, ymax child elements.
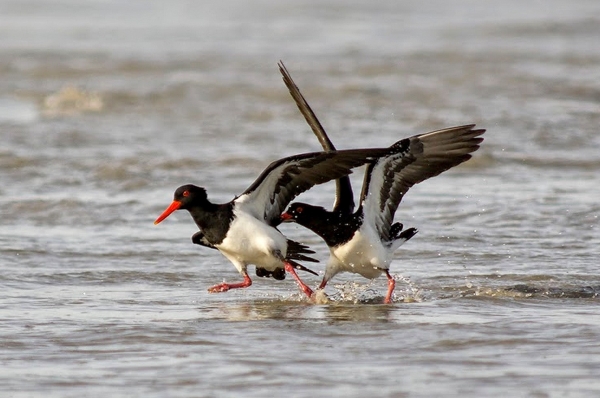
<box><xmin>154</xmin><ymin>129</ymin><xmax>411</xmax><ymax>299</ymax></box>
<box><xmin>278</xmin><ymin>62</ymin><xmax>484</xmax><ymax>303</ymax></box>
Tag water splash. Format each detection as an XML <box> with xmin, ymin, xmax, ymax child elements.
<box><xmin>320</xmin><ymin>274</ymin><xmax>425</xmax><ymax>304</ymax></box>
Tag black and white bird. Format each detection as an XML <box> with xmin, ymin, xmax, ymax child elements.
<box><xmin>278</xmin><ymin>62</ymin><xmax>485</xmax><ymax>303</ymax></box>
<box><xmin>154</xmin><ymin>116</ymin><xmax>411</xmax><ymax>299</ymax></box>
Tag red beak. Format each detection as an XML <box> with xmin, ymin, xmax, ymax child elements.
<box><xmin>154</xmin><ymin>200</ymin><xmax>182</xmax><ymax>225</ymax></box>
<box><xmin>280</xmin><ymin>212</ymin><xmax>293</xmax><ymax>222</ymax></box>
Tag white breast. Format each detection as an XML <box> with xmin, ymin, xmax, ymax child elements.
<box><xmin>326</xmin><ymin>224</ymin><xmax>392</xmax><ymax>280</ymax></box>
<box><xmin>216</xmin><ymin>211</ymin><xmax>287</xmax><ymax>273</ymax></box>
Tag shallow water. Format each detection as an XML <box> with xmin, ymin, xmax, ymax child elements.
<box><xmin>1</xmin><ymin>0</ymin><xmax>599</xmax><ymax>396</ymax></box>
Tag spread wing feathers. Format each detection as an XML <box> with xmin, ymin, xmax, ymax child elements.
<box><xmin>286</xmin><ymin>259</ymin><xmax>319</xmax><ymax>276</ymax></box>
<box><xmin>286</xmin><ymin>239</ymin><xmax>319</xmax><ymax>263</ymax></box>
<box><xmin>279</xmin><ymin>62</ymin><xmax>335</xmax><ymax>152</ymax></box>
<box><xmin>236</xmin><ymin>147</ymin><xmax>394</xmax><ymax>226</ymax></box>
<box><xmin>278</xmin><ymin>61</ymin><xmax>355</xmax><ymax>215</ymax></box>
<box><xmin>361</xmin><ymin>124</ymin><xmax>484</xmax><ymax>242</ymax></box>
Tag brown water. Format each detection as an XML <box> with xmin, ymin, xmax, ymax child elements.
<box><xmin>1</xmin><ymin>0</ymin><xmax>599</xmax><ymax>396</ymax></box>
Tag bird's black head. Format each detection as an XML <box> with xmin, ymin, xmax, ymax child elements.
<box><xmin>281</xmin><ymin>202</ymin><xmax>324</xmax><ymax>224</ymax></box>
<box><xmin>173</xmin><ymin>184</ymin><xmax>207</xmax><ymax>210</ymax></box>
<box><xmin>154</xmin><ymin>184</ymin><xmax>207</xmax><ymax>224</ymax></box>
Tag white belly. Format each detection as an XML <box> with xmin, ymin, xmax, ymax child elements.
<box><xmin>327</xmin><ymin>226</ymin><xmax>392</xmax><ymax>280</ymax></box>
<box><xmin>216</xmin><ymin>213</ymin><xmax>286</xmax><ymax>273</ymax></box>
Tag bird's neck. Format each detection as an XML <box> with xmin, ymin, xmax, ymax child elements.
<box><xmin>187</xmin><ymin>200</ymin><xmax>228</xmax><ymax>229</ymax></box>
<box><xmin>298</xmin><ymin>210</ymin><xmax>362</xmax><ymax>248</ymax></box>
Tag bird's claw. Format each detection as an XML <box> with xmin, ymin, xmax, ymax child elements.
<box><xmin>208</xmin><ymin>283</ymin><xmax>230</xmax><ymax>293</ymax></box>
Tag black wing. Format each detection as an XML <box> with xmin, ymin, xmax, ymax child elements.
<box><xmin>278</xmin><ymin>61</ymin><xmax>355</xmax><ymax>215</ymax></box>
<box><xmin>285</xmin><ymin>238</ymin><xmax>319</xmax><ymax>263</ymax></box>
<box><xmin>192</xmin><ymin>231</ymin><xmax>216</xmax><ymax>249</ymax></box>
<box><xmin>236</xmin><ymin>147</ymin><xmax>397</xmax><ymax>226</ymax></box>
<box><xmin>360</xmin><ymin>124</ymin><xmax>485</xmax><ymax>242</ymax></box>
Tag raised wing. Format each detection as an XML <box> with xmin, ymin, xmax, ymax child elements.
<box><xmin>360</xmin><ymin>124</ymin><xmax>484</xmax><ymax>242</ymax></box>
<box><xmin>278</xmin><ymin>61</ymin><xmax>355</xmax><ymax>215</ymax></box>
<box><xmin>236</xmin><ymin>147</ymin><xmax>396</xmax><ymax>226</ymax></box>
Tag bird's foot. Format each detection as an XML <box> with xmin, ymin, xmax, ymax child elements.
<box><xmin>207</xmin><ymin>274</ymin><xmax>252</xmax><ymax>293</ymax></box>
<box><xmin>208</xmin><ymin>283</ymin><xmax>231</xmax><ymax>293</ymax></box>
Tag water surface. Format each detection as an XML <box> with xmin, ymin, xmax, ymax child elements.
<box><xmin>1</xmin><ymin>0</ymin><xmax>599</xmax><ymax>396</ymax></box>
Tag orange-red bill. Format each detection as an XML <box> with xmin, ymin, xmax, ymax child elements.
<box><xmin>154</xmin><ymin>200</ymin><xmax>181</xmax><ymax>224</ymax></box>
<box><xmin>280</xmin><ymin>212</ymin><xmax>293</xmax><ymax>222</ymax></box>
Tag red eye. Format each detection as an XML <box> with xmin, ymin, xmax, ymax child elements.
<box><xmin>182</xmin><ymin>190</ymin><xmax>190</xmax><ymax>197</ymax></box>
<box><xmin>296</xmin><ymin>206</ymin><xmax>303</xmax><ymax>214</ymax></box>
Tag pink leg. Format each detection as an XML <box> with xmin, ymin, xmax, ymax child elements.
<box><xmin>317</xmin><ymin>279</ymin><xmax>328</xmax><ymax>290</ymax></box>
<box><xmin>284</xmin><ymin>261</ymin><xmax>314</xmax><ymax>298</ymax></box>
<box><xmin>208</xmin><ymin>273</ymin><xmax>252</xmax><ymax>293</ymax></box>
<box><xmin>384</xmin><ymin>271</ymin><xmax>396</xmax><ymax>304</ymax></box>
